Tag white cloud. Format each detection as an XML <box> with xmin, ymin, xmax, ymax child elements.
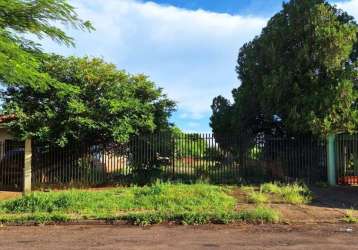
<box><xmin>336</xmin><ymin>0</ymin><xmax>358</xmax><ymax>19</ymax></box>
<box><xmin>40</xmin><ymin>0</ymin><xmax>358</xmax><ymax>132</ymax></box>
<box><xmin>42</xmin><ymin>0</ymin><xmax>267</xmax><ymax>123</ymax></box>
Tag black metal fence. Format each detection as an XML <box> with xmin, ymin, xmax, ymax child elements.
<box><xmin>336</xmin><ymin>134</ymin><xmax>358</xmax><ymax>185</ymax></box>
<box><xmin>30</xmin><ymin>134</ymin><xmax>328</xmax><ymax>188</ymax></box>
<box><xmin>0</xmin><ymin>140</ymin><xmax>24</xmax><ymax>191</ymax></box>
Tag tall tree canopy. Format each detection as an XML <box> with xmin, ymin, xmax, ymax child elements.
<box><xmin>211</xmin><ymin>0</ymin><xmax>358</xmax><ymax>138</ymax></box>
<box><xmin>2</xmin><ymin>56</ymin><xmax>176</xmax><ymax>145</ymax></box>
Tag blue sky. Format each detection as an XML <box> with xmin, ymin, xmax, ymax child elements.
<box><xmin>41</xmin><ymin>0</ymin><xmax>358</xmax><ymax>132</ymax></box>
<box><xmin>143</xmin><ymin>0</ymin><xmax>287</xmax><ymax>16</ymax></box>
<box><xmin>147</xmin><ymin>0</ymin><xmax>351</xmax><ymax>15</ymax></box>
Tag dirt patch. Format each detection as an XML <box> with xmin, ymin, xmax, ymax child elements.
<box><xmin>233</xmin><ymin>186</ymin><xmax>358</xmax><ymax>223</ymax></box>
<box><xmin>0</xmin><ymin>223</ymin><xmax>357</xmax><ymax>250</ymax></box>
<box><xmin>0</xmin><ymin>192</ymin><xmax>21</xmax><ymax>201</ymax></box>
<box><xmin>272</xmin><ymin>204</ymin><xmax>349</xmax><ymax>223</ymax></box>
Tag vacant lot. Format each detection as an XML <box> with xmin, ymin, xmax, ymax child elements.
<box><xmin>0</xmin><ymin>185</ymin><xmax>357</xmax><ymax>249</ymax></box>
<box><xmin>0</xmin><ymin>184</ymin><xmax>357</xmax><ymax>224</ymax></box>
<box><xmin>0</xmin><ymin>223</ymin><xmax>357</xmax><ymax>250</ymax></box>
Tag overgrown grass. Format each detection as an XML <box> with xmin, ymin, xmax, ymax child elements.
<box><xmin>117</xmin><ymin>206</ymin><xmax>279</xmax><ymax>225</ymax></box>
<box><xmin>0</xmin><ymin>182</ymin><xmax>280</xmax><ymax>225</ymax></box>
<box><xmin>260</xmin><ymin>183</ymin><xmax>281</xmax><ymax>194</ymax></box>
<box><xmin>240</xmin><ymin>183</ymin><xmax>311</xmax><ymax>205</ymax></box>
<box><xmin>247</xmin><ymin>191</ymin><xmax>269</xmax><ymax>204</ymax></box>
<box><xmin>259</xmin><ymin>183</ymin><xmax>311</xmax><ymax>205</ymax></box>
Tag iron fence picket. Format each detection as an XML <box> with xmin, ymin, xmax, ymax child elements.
<box><xmin>0</xmin><ymin>134</ymin><xmax>334</xmax><ymax>191</ymax></box>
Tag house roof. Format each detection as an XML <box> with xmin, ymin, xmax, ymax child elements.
<box><xmin>0</xmin><ymin>114</ymin><xmax>16</xmax><ymax>124</ymax></box>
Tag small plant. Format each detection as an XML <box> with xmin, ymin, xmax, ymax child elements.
<box><xmin>258</xmin><ymin>182</ymin><xmax>312</xmax><ymax>205</ymax></box>
<box><xmin>279</xmin><ymin>183</ymin><xmax>311</xmax><ymax>205</ymax></box>
<box><xmin>247</xmin><ymin>191</ymin><xmax>269</xmax><ymax>204</ymax></box>
<box><xmin>342</xmin><ymin>209</ymin><xmax>358</xmax><ymax>224</ymax></box>
<box><xmin>260</xmin><ymin>183</ymin><xmax>281</xmax><ymax>194</ymax></box>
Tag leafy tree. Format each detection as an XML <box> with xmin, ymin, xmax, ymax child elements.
<box><xmin>211</xmin><ymin>0</ymin><xmax>358</xmax><ymax>138</ymax></box>
<box><xmin>2</xmin><ymin>55</ymin><xmax>176</xmax><ymax>145</ymax></box>
<box><xmin>0</xmin><ymin>0</ymin><xmax>93</xmax><ymax>89</ymax></box>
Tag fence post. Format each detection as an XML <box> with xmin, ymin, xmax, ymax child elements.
<box><xmin>23</xmin><ymin>138</ymin><xmax>32</xmax><ymax>194</ymax></box>
<box><xmin>172</xmin><ymin>135</ymin><xmax>175</xmax><ymax>179</ymax></box>
<box><xmin>327</xmin><ymin>134</ymin><xmax>336</xmax><ymax>186</ymax></box>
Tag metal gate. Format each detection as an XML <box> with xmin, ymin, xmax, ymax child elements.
<box><xmin>336</xmin><ymin>134</ymin><xmax>358</xmax><ymax>185</ymax></box>
<box><xmin>0</xmin><ymin>140</ymin><xmax>24</xmax><ymax>191</ymax></box>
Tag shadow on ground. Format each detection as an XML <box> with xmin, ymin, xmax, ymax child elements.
<box><xmin>310</xmin><ymin>186</ymin><xmax>358</xmax><ymax>210</ymax></box>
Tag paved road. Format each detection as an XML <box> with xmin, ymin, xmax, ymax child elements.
<box><xmin>0</xmin><ymin>223</ymin><xmax>357</xmax><ymax>250</ymax></box>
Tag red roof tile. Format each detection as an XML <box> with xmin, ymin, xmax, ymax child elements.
<box><xmin>0</xmin><ymin>114</ymin><xmax>16</xmax><ymax>123</ymax></box>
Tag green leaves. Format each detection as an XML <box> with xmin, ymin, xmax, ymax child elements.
<box><xmin>211</xmin><ymin>0</ymin><xmax>358</xmax><ymax>137</ymax></box>
<box><xmin>0</xmin><ymin>1</ymin><xmax>175</xmax><ymax>145</ymax></box>
<box><xmin>0</xmin><ymin>0</ymin><xmax>94</xmax><ymax>47</ymax></box>
<box><xmin>0</xmin><ymin>0</ymin><xmax>94</xmax><ymax>92</ymax></box>
<box><xmin>2</xmin><ymin>56</ymin><xmax>175</xmax><ymax>145</ymax></box>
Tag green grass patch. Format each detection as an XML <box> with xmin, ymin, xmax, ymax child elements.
<box><xmin>342</xmin><ymin>209</ymin><xmax>358</xmax><ymax>224</ymax></box>
<box><xmin>260</xmin><ymin>183</ymin><xmax>281</xmax><ymax>194</ymax></box>
<box><xmin>0</xmin><ymin>212</ymin><xmax>71</xmax><ymax>224</ymax></box>
<box><xmin>279</xmin><ymin>184</ymin><xmax>311</xmax><ymax>204</ymax></box>
<box><xmin>0</xmin><ymin>182</ymin><xmax>280</xmax><ymax>225</ymax></box>
<box><xmin>240</xmin><ymin>206</ymin><xmax>280</xmax><ymax>223</ymax></box>
<box><xmin>106</xmin><ymin>206</ymin><xmax>280</xmax><ymax>226</ymax></box>
<box><xmin>258</xmin><ymin>183</ymin><xmax>311</xmax><ymax>205</ymax></box>
<box><xmin>1</xmin><ymin>183</ymin><xmax>235</xmax><ymax>214</ymax></box>
<box><xmin>247</xmin><ymin>191</ymin><xmax>269</xmax><ymax>204</ymax></box>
